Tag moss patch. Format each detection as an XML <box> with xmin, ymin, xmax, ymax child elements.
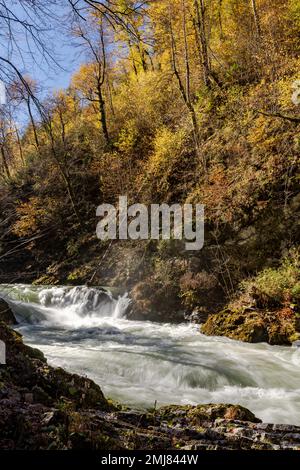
<box><xmin>202</xmin><ymin>307</ymin><xmax>299</xmax><ymax>345</ymax></box>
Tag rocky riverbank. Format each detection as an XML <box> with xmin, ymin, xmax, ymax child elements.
<box><xmin>201</xmin><ymin>256</ymin><xmax>300</xmax><ymax>346</ymax></box>
<box><xmin>1</xmin><ymin>308</ymin><xmax>300</xmax><ymax>450</ymax></box>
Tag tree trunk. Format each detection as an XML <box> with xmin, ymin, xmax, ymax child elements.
<box><xmin>251</xmin><ymin>0</ymin><xmax>262</xmax><ymax>38</ymax></box>
<box><xmin>54</xmin><ymin>152</ymin><xmax>83</xmax><ymax>228</ymax></box>
<box><xmin>97</xmin><ymin>81</ymin><xmax>110</xmax><ymax>148</ymax></box>
<box><xmin>14</xmin><ymin>125</ymin><xmax>25</xmax><ymax>165</ymax></box>
<box><xmin>60</xmin><ymin>165</ymin><xmax>83</xmax><ymax>226</ymax></box>
<box><xmin>127</xmin><ymin>39</ymin><xmax>138</xmax><ymax>76</ymax></box>
<box><xmin>218</xmin><ymin>0</ymin><xmax>224</xmax><ymax>39</ymax></box>
<box><xmin>182</xmin><ymin>0</ymin><xmax>191</xmax><ymax>103</ymax></box>
<box><xmin>107</xmin><ymin>77</ymin><xmax>116</xmax><ymax>118</ymax></box>
<box><xmin>45</xmin><ymin>121</ymin><xmax>84</xmax><ymax>229</ymax></box>
<box><xmin>1</xmin><ymin>145</ymin><xmax>10</xmax><ymax>178</ymax></box>
<box><xmin>138</xmin><ymin>43</ymin><xmax>147</xmax><ymax>72</ymax></box>
<box><xmin>169</xmin><ymin>10</ymin><xmax>205</xmax><ymax>171</ymax></box>
<box><xmin>27</xmin><ymin>99</ymin><xmax>40</xmax><ymax>150</ymax></box>
<box><xmin>193</xmin><ymin>0</ymin><xmax>210</xmax><ymax>88</ymax></box>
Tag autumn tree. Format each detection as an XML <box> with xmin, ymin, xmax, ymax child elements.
<box><xmin>73</xmin><ymin>20</ymin><xmax>111</xmax><ymax>148</ymax></box>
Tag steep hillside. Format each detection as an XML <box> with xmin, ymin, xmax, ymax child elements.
<box><xmin>0</xmin><ymin>0</ymin><xmax>299</xmax><ymax>343</ymax></box>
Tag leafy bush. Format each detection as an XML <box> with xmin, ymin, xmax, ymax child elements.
<box><xmin>291</xmin><ymin>283</ymin><xmax>300</xmax><ymax>305</ymax></box>
<box><xmin>241</xmin><ymin>251</ymin><xmax>300</xmax><ymax>308</ymax></box>
<box><xmin>143</xmin><ymin>127</ymin><xmax>187</xmax><ymax>200</ymax></box>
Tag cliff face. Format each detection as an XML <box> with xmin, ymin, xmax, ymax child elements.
<box><xmin>1</xmin><ymin>320</ymin><xmax>300</xmax><ymax>450</ymax></box>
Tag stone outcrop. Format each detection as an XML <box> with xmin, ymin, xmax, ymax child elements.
<box><xmin>0</xmin><ymin>323</ymin><xmax>108</xmax><ymax>410</ymax></box>
<box><xmin>202</xmin><ymin>307</ymin><xmax>300</xmax><ymax>345</ymax></box>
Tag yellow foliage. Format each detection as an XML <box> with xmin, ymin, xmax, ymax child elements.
<box><xmin>13</xmin><ymin>197</ymin><xmax>58</xmax><ymax>237</ymax></box>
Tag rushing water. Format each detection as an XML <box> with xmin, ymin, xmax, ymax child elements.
<box><xmin>1</xmin><ymin>284</ymin><xmax>300</xmax><ymax>425</ymax></box>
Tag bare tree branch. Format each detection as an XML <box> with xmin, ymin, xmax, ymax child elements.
<box><xmin>257</xmin><ymin>109</ymin><xmax>300</xmax><ymax>124</ymax></box>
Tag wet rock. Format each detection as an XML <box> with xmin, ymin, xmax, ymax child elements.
<box><xmin>156</xmin><ymin>404</ymin><xmax>261</xmax><ymax>426</ymax></box>
<box><xmin>202</xmin><ymin>307</ymin><xmax>299</xmax><ymax>345</ymax></box>
<box><xmin>32</xmin><ymin>385</ymin><xmax>52</xmax><ymax>405</ymax></box>
<box><xmin>185</xmin><ymin>307</ymin><xmax>209</xmax><ymax>324</ymax></box>
<box><xmin>41</xmin><ymin>410</ymin><xmax>68</xmax><ymax>427</ymax></box>
<box><xmin>0</xmin><ymin>323</ymin><xmax>109</xmax><ymax>410</ymax></box>
<box><xmin>0</xmin><ymin>299</ymin><xmax>17</xmax><ymax>325</ymax></box>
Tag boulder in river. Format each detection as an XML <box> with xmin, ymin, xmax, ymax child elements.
<box><xmin>202</xmin><ymin>306</ymin><xmax>300</xmax><ymax>345</ymax></box>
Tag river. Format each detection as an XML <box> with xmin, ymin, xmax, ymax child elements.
<box><xmin>1</xmin><ymin>284</ymin><xmax>300</xmax><ymax>425</ymax></box>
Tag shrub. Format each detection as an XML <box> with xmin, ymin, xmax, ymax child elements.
<box><xmin>291</xmin><ymin>283</ymin><xmax>300</xmax><ymax>305</ymax></box>
<box><xmin>241</xmin><ymin>251</ymin><xmax>300</xmax><ymax>308</ymax></box>
<box><xmin>143</xmin><ymin>126</ymin><xmax>187</xmax><ymax>200</ymax></box>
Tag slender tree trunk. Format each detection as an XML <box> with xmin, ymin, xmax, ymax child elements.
<box><xmin>61</xmin><ymin>165</ymin><xmax>82</xmax><ymax>225</ymax></box>
<box><xmin>145</xmin><ymin>49</ymin><xmax>155</xmax><ymax>71</ymax></box>
<box><xmin>97</xmin><ymin>81</ymin><xmax>110</xmax><ymax>148</ymax></box>
<box><xmin>27</xmin><ymin>99</ymin><xmax>40</xmax><ymax>150</ymax></box>
<box><xmin>138</xmin><ymin>44</ymin><xmax>147</xmax><ymax>72</ymax></box>
<box><xmin>128</xmin><ymin>39</ymin><xmax>138</xmax><ymax>76</ymax></box>
<box><xmin>182</xmin><ymin>0</ymin><xmax>191</xmax><ymax>103</ymax></box>
<box><xmin>106</xmin><ymin>76</ymin><xmax>115</xmax><ymax>118</ymax></box>
<box><xmin>14</xmin><ymin>125</ymin><xmax>25</xmax><ymax>165</ymax></box>
<box><xmin>131</xmin><ymin>26</ymin><xmax>148</xmax><ymax>73</ymax></box>
<box><xmin>55</xmin><ymin>154</ymin><xmax>83</xmax><ymax>228</ymax></box>
<box><xmin>45</xmin><ymin>120</ymin><xmax>83</xmax><ymax>228</ymax></box>
<box><xmin>1</xmin><ymin>145</ymin><xmax>10</xmax><ymax>178</ymax></box>
<box><xmin>218</xmin><ymin>0</ymin><xmax>224</xmax><ymax>39</ymax></box>
<box><xmin>58</xmin><ymin>110</ymin><xmax>66</xmax><ymax>147</ymax></box>
<box><xmin>98</xmin><ymin>24</ymin><xmax>110</xmax><ymax>147</ymax></box>
<box><xmin>251</xmin><ymin>0</ymin><xmax>262</xmax><ymax>38</ymax></box>
<box><xmin>193</xmin><ymin>0</ymin><xmax>210</xmax><ymax>88</ymax></box>
<box><xmin>169</xmin><ymin>10</ymin><xmax>204</xmax><ymax>170</ymax></box>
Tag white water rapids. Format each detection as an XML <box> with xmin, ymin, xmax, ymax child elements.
<box><xmin>1</xmin><ymin>284</ymin><xmax>300</xmax><ymax>425</ymax></box>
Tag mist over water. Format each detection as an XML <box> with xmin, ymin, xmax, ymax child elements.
<box><xmin>1</xmin><ymin>284</ymin><xmax>300</xmax><ymax>426</ymax></box>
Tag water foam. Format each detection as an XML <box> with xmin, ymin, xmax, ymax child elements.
<box><xmin>0</xmin><ymin>284</ymin><xmax>131</xmax><ymax>327</ymax></box>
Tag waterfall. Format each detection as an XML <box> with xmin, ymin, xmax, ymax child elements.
<box><xmin>0</xmin><ymin>284</ymin><xmax>131</xmax><ymax>327</ymax></box>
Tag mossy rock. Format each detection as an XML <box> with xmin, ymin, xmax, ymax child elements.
<box><xmin>0</xmin><ymin>323</ymin><xmax>109</xmax><ymax>410</ymax></box>
<box><xmin>202</xmin><ymin>307</ymin><xmax>299</xmax><ymax>345</ymax></box>
<box><xmin>157</xmin><ymin>404</ymin><xmax>260</xmax><ymax>426</ymax></box>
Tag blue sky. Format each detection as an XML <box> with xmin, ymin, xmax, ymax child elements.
<box><xmin>11</xmin><ymin>2</ymin><xmax>83</xmax><ymax>94</ymax></box>
<box><xmin>28</xmin><ymin>41</ymin><xmax>82</xmax><ymax>93</ymax></box>
<box><xmin>0</xmin><ymin>1</ymin><xmax>86</xmax><ymax>125</ymax></box>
